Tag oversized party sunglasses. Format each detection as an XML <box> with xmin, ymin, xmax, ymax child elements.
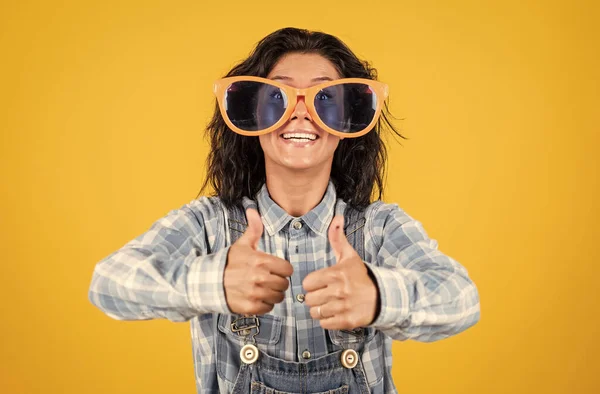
<box><xmin>213</xmin><ymin>76</ymin><xmax>389</xmax><ymax>138</ymax></box>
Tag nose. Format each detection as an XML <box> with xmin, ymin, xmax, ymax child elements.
<box><xmin>291</xmin><ymin>96</ymin><xmax>312</xmax><ymax>121</ymax></box>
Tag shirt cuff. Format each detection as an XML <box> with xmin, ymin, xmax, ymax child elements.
<box><xmin>186</xmin><ymin>246</ymin><xmax>232</xmax><ymax>315</ymax></box>
<box><xmin>366</xmin><ymin>263</ymin><xmax>410</xmax><ymax>329</ymax></box>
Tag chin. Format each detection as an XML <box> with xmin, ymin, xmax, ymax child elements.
<box><xmin>280</xmin><ymin>156</ymin><xmax>319</xmax><ymax>170</ymax></box>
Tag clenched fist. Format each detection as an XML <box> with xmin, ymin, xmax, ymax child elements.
<box><xmin>224</xmin><ymin>208</ymin><xmax>293</xmax><ymax>315</ymax></box>
<box><xmin>303</xmin><ymin>215</ymin><xmax>380</xmax><ymax>330</ymax></box>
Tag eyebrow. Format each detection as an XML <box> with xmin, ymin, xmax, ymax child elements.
<box><xmin>270</xmin><ymin>75</ymin><xmax>334</xmax><ymax>82</ymax></box>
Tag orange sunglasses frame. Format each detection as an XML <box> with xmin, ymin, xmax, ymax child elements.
<box><xmin>213</xmin><ymin>76</ymin><xmax>389</xmax><ymax>138</ymax></box>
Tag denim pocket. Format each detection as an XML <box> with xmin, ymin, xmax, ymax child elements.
<box><xmin>216</xmin><ymin>313</ymin><xmax>283</xmax><ymax>384</ymax></box>
<box><xmin>250</xmin><ymin>381</ymin><xmax>349</xmax><ymax>394</ymax></box>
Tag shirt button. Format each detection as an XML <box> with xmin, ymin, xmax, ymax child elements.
<box><xmin>292</xmin><ymin>221</ymin><xmax>303</xmax><ymax>230</ymax></box>
<box><xmin>302</xmin><ymin>350</ymin><xmax>311</xmax><ymax>359</ymax></box>
<box><xmin>296</xmin><ymin>294</ymin><xmax>305</xmax><ymax>303</ymax></box>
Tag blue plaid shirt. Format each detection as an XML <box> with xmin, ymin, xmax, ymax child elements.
<box><xmin>89</xmin><ymin>181</ymin><xmax>480</xmax><ymax>393</ymax></box>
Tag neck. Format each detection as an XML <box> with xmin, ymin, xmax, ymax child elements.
<box><xmin>264</xmin><ymin>163</ymin><xmax>332</xmax><ymax>217</ymax></box>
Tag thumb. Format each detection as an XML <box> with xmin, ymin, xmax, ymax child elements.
<box><xmin>328</xmin><ymin>215</ymin><xmax>352</xmax><ymax>262</ymax></box>
<box><xmin>238</xmin><ymin>208</ymin><xmax>263</xmax><ymax>249</ymax></box>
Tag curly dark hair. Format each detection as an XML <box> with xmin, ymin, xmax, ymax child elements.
<box><xmin>198</xmin><ymin>27</ymin><xmax>406</xmax><ymax>209</ymax></box>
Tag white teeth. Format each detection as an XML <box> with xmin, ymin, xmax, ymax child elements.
<box><xmin>282</xmin><ymin>133</ymin><xmax>317</xmax><ymax>141</ymax></box>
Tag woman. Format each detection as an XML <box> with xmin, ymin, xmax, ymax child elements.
<box><xmin>89</xmin><ymin>27</ymin><xmax>480</xmax><ymax>394</ymax></box>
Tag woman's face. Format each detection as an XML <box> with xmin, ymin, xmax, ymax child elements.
<box><xmin>258</xmin><ymin>53</ymin><xmax>342</xmax><ymax>174</ymax></box>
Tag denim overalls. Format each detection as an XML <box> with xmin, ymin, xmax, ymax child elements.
<box><xmin>216</xmin><ymin>203</ymin><xmax>375</xmax><ymax>394</ymax></box>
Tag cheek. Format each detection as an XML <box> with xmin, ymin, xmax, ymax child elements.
<box><xmin>258</xmin><ymin>134</ymin><xmax>266</xmax><ymax>148</ymax></box>
<box><xmin>258</xmin><ymin>134</ymin><xmax>273</xmax><ymax>154</ymax></box>
<box><xmin>325</xmin><ymin>135</ymin><xmax>341</xmax><ymax>152</ymax></box>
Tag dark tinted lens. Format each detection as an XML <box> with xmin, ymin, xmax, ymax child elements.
<box><xmin>314</xmin><ymin>83</ymin><xmax>377</xmax><ymax>133</ymax></box>
<box><xmin>224</xmin><ymin>81</ymin><xmax>287</xmax><ymax>132</ymax></box>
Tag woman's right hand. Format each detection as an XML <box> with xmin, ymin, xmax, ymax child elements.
<box><xmin>223</xmin><ymin>209</ymin><xmax>293</xmax><ymax>315</ymax></box>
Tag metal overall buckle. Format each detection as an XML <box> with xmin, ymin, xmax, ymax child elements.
<box><xmin>339</xmin><ymin>328</ymin><xmax>362</xmax><ymax>369</ymax></box>
<box><xmin>231</xmin><ymin>315</ymin><xmax>260</xmax><ymax>365</ymax></box>
<box><xmin>341</xmin><ymin>328</ymin><xmax>365</xmax><ymax>338</ymax></box>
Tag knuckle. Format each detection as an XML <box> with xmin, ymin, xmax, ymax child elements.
<box><xmin>252</xmin><ymin>272</ymin><xmax>267</xmax><ymax>285</ymax></box>
<box><xmin>275</xmin><ymin>292</ymin><xmax>285</xmax><ymax>303</ymax></box>
<box><xmin>310</xmin><ymin>307</ymin><xmax>318</xmax><ymax>319</ymax></box>
<box><xmin>246</xmin><ymin>293</ymin><xmax>258</xmax><ymax>302</ymax></box>
<box><xmin>253</xmin><ymin>256</ymin><xmax>267</xmax><ymax>269</ymax></box>
<box><xmin>285</xmin><ymin>262</ymin><xmax>294</xmax><ymax>274</ymax></box>
<box><xmin>342</xmin><ymin>299</ymin><xmax>352</xmax><ymax>312</ymax></box>
<box><xmin>334</xmin><ymin>287</ymin><xmax>343</xmax><ymax>298</ymax></box>
<box><xmin>329</xmin><ymin>269</ymin><xmax>343</xmax><ymax>283</ymax></box>
<box><xmin>337</xmin><ymin>269</ymin><xmax>349</xmax><ymax>283</ymax></box>
<box><xmin>303</xmin><ymin>294</ymin><xmax>312</xmax><ymax>305</ymax></box>
<box><xmin>246</xmin><ymin>284</ymin><xmax>262</xmax><ymax>301</ymax></box>
<box><xmin>334</xmin><ymin>286</ymin><xmax>349</xmax><ymax>299</ymax></box>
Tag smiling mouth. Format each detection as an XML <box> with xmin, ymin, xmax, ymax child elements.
<box><xmin>281</xmin><ymin>132</ymin><xmax>319</xmax><ymax>142</ymax></box>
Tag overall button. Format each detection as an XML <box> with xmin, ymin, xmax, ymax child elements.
<box><xmin>240</xmin><ymin>344</ymin><xmax>259</xmax><ymax>364</ymax></box>
<box><xmin>341</xmin><ymin>349</ymin><xmax>358</xmax><ymax>369</ymax></box>
<box><xmin>302</xmin><ymin>350</ymin><xmax>311</xmax><ymax>359</ymax></box>
<box><xmin>296</xmin><ymin>294</ymin><xmax>305</xmax><ymax>303</ymax></box>
<box><xmin>292</xmin><ymin>221</ymin><xmax>303</xmax><ymax>230</ymax></box>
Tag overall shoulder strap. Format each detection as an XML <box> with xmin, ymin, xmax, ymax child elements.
<box><xmin>343</xmin><ymin>205</ymin><xmax>367</xmax><ymax>261</ymax></box>
<box><xmin>226</xmin><ymin>203</ymin><xmax>248</xmax><ymax>244</ymax></box>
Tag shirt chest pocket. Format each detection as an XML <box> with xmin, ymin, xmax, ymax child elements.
<box><xmin>215</xmin><ymin>313</ymin><xmax>283</xmax><ymax>384</ymax></box>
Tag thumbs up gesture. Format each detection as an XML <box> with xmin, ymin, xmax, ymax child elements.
<box><xmin>303</xmin><ymin>215</ymin><xmax>380</xmax><ymax>330</ymax></box>
<box><xmin>224</xmin><ymin>209</ymin><xmax>294</xmax><ymax>315</ymax></box>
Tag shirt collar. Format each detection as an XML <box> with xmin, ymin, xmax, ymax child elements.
<box><xmin>252</xmin><ymin>181</ymin><xmax>337</xmax><ymax>237</ymax></box>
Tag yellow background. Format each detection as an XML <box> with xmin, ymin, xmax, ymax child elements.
<box><xmin>1</xmin><ymin>0</ymin><xmax>598</xmax><ymax>393</ymax></box>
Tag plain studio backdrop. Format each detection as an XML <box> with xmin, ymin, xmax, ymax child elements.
<box><xmin>1</xmin><ymin>0</ymin><xmax>598</xmax><ymax>393</ymax></box>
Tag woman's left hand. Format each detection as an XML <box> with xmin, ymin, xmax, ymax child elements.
<box><xmin>303</xmin><ymin>215</ymin><xmax>380</xmax><ymax>330</ymax></box>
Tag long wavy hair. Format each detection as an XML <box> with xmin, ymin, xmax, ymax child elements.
<box><xmin>198</xmin><ymin>27</ymin><xmax>406</xmax><ymax>209</ymax></box>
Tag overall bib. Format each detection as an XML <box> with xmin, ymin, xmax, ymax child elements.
<box><xmin>231</xmin><ymin>328</ymin><xmax>371</xmax><ymax>394</ymax></box>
